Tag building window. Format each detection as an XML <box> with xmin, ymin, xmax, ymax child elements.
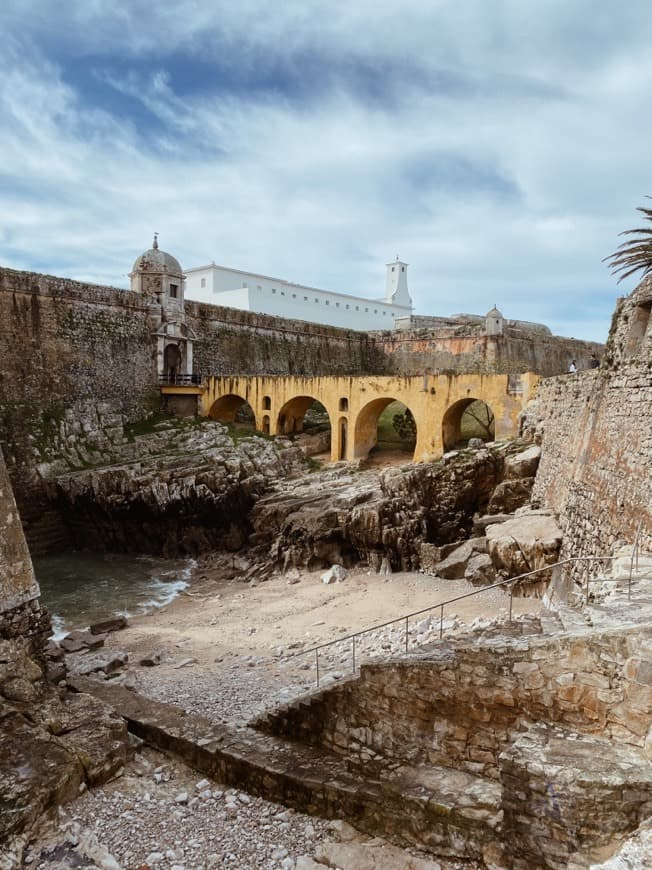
<box><xmin>336</xmin><ymin>302</ymin><xmax>340</xmax><ymax>307</ymax></box>
<box><xmin>292</xmin><ymin>293</ymin><xmax>297</xmax><ymax>299</ymax></box>
<box><xmin>392</xmin><ymin>266</ymin><xmax>395</xmax><ymax>272</ymax></box>
<box><xmin>169</xmin><ymin>284</ymin><xmax>178</xmax><ymax>299</ymax></box>
<box><xmin>365</xmin><ymin>307</ymin><xmax>369</xmax><ymax>312</ymax></box>
<box><xmin>346</xmin><ymin>304</ymin><xmax>350</xmax><ymax>309</ymax></box>
<box><xmin>315</xmin><ymin>298</ymin><xmax>319</xmax><ymax>303</ymax></box>
<box><xmin>272</xmin><ymin>288</ymin><xmax>277</xmax><ymax>294</ymax></box>
<box><xmin>339</xmin><ymin>397</ymin><xmax>348</xmax><ymax>412</ymax></box>
<box><xmin>304</xmin><ymin>296</ymin><xmax>308</xmax><ymax>301</ymax></box>
<box><xmin>200</xmin><ymin>278</ymin><xmax>206</xmax><ymax>288</ymax></box>
<box><xmin>281</xmin><ymin>291</ymin><xmax>285</xmax><ymax>296</ymax></box>
<box><xmin>263</xmin><ymin>396</ymin><xmax>271</xmax><ymax>410</ymax></box>
<box><xmin>401</xmin><ymin>266</ymin><xmax>405</xmax><ymax>272</ymax></box>
<box><xmin>325</xmin><ymin>300</ymin><xmax>329</xmax><ymax>305</ymax></box>
<box><xmin>383</xmin><ymin>311</ymin><xmax>386</xmax><ymax>316</ymax></box>
<box><xmin>355</xmin><ymin>306</ymin><xmax>359</xmax><ymax>311</ymax></box>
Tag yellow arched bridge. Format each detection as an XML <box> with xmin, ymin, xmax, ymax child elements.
<box><xmin>177</xmin><ymin>372</ymin><xmax>538</xmax><ymax>462</ymax></box>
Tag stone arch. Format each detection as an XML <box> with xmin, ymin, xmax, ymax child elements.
<box><xmin>262</xmin><ymin>414</ymin><xmax>270</xmax><ymax>434</ymax></box>
<box><xmin>277</xmin><ymin>396</ymin><xmax>329</xmax><ymax>435</ymax></box>
<box><xmin>354</xmin><ymin>398</ymin><xmax>417</xmax><ymax>461</ymax></box>
<box><xmin>163</xmin><ymin>342</ymin><xmax>182</xmax><ymax>381</ymax></box>
<box><xmin>208</xmin><ymin>394</ymin><xmax>256</xmax><ymax>427</ymax></box>
<box><xmin>442</xmin><ymin>398</ymin><xmax>495</xmax><ymax>451</ymax></box>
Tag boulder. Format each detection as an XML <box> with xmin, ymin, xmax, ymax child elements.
<box><xmin>465</xmin><ymin>553</ymin><xmax>496</xmax><ymax>587</ymax></box>
<box><xmin>66</xmin><ymin>650</ymin><xmax>129</xmax><ymax>678</ymax></box>
<box><xmin>89</xmin><ymin>615</ymin><xmax>128</xmax><ymax>635</ymax></box>
<box><xmin>321</xmin><ymin>565</ymin><xmax>348</xmax><ymax>584</ymax></box>
<box><xmin>504</xmin><ymin>445</ymin><xmax>541</xmax><ymax>480</ymax></box>
<box><xmin>487</xmin><ymin>478</ymin><xmax>535</xmax><ymax>514</ymax></box>
<box><xmin>485</xmin><ymin>513</ymin><xmax>562</xmax><ymax>585</ymax></box>
<box><xmin>435</xmin><ymin>538</ymin><xmax>487</xmax><ymax>579</ymax></box>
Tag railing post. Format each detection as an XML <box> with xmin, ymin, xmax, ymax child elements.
<box><xmin>405</xmin><ymin>616</ymin><xmax>409</xmax><ymax>653</ymax></box>
<box><xmin>439</xmin><ymin>603</ymin><xmax>444</xmax><ymax>639</ymax></box>
<box><xmin>316</xmin><ymin>649</ymin><xmax>320</xmax><ymax>687</ymax></box>
<box><xmin>352</xmin><ymin>635</ymin><xmax>356</xmax><ymax>674</ymax></box>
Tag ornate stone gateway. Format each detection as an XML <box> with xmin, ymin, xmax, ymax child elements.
<box><xmin>200</xmin><ymin>372</ymin><xmax>539</xmax><ymax>461</ymax></box>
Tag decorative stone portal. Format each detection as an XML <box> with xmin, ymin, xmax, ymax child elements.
<box><xmin>201</xmin><ymin>373</ymin><xmax>538</xmax><ymax>462</ymax></box>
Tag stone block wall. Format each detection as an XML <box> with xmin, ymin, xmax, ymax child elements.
<box><xmin>379</xmin><ymin>328</ymin><xmax>601</xmax><ymax>378</ymax></box>
<box><xmin>259</xmin><ymin>624</ymin><xmax>652</xmax><ymax>780</ymax></box>
<box><xmin>532</xmin><ymin>281</ymin><xmax>652</xmax><ymax>561</ymax></box>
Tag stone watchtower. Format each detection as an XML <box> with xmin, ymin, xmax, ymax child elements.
<box><xmin>385</xmin><ymin>258</ymin><xmax>412</xmax><ymax>308</ymax></box>
<box><xmin>485</xmin><ymin>305</ymin><xmax>504</xmax><ymax>336</ymax></box>
<box><xmin>130</xmin><ymin>236</ymin><xmax>195</xmax><ymax>383</ymax></box>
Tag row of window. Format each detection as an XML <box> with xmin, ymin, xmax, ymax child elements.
<box><xmin>195</xmin><ymin>276</ymin><xmax>394</xmax><ymax>317</ymax></box>
<box><xmin>265</xmin><ymin>286</ymin><xmax>388</xmax><ymax>315</ymax></box>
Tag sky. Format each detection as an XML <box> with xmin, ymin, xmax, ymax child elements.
<box><xmin>2</xmin><ymin>2</ymin><xmax>652</xmax><ymax>342</ymax></box>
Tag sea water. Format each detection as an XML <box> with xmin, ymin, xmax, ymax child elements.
<box><xmin>33</xmin><ymin>552</ymin><xmax>194</xmax><ymax>639</ymax></box>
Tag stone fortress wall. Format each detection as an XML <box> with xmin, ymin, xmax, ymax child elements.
<box><xmin>532</xmin><ymin>277</ymin><xmax>652</xmax><ymax>559</ymax></box>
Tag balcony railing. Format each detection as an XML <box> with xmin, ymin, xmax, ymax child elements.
<box><xmin>158</xmin><ymin>373</ymin><xmax>203</xmax><ymax>386</ymax></box>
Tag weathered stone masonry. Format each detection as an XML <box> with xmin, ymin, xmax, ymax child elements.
<box><xmin>532</xmin><ymin>279</ymin><xmax>652</xmax><ymax>560</ymax></box>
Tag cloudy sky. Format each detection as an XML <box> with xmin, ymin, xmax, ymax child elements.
<box><xmin>2</xmin><ymin>1</ymin><xmax>651</xmax><ymax>341</ymax></box>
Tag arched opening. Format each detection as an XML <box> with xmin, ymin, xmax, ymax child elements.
<box><xmin>278</xmin><ymin>396</ymin><xmax>331</xmax><ymax>459</ymax></box>
<box><xmin>354</xmin><ymin>398</ymin><xmax>417</xmax><ymax>465</ymax></box>
<box><xmin>262</xmin><ymin>414</ymin><xmax>270</xmax><ymax>434</ymax></box>
<box><xmin>163</xmin><ymin>343</ymin><xmax>182</xmax><ymax>381</ymax></box>
<box><xmin>262</xmin><ymin>395</ymin><xmax>272</xmax><ymax>410</ymax></box>
<box><xmin>339</xmin><ymin>397</ymin><xmax>349</xmax><ymax>412</ymax></box>
<box><xmin>208</xmin><ymin>394</ymin><xmax>256</xmax><ymax>431</ymax></box>
<box><xmin>339</xmin><ymin>417</ymin><xmax>347</xmax><ymax>460</ymax></box>
<box><xmin>442</xmin><ymin>398</ymin><xmax>495</xmax><ymax>451</ymax></box>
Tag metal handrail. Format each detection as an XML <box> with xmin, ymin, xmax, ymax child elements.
<box><xmin>158</xmin><ymin>374</ymin><xmax>203</xmax><ymax>386</ymax></box>
<box><xmin>287</xmin><ymin>553</ymin><xmax>645</xmax><ymax>687</ymax></box>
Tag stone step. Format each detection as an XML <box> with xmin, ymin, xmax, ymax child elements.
<box><xmin>69</xmin><ymin>676</ymin><xmax>502</xmax><ymax>862</ymax></box>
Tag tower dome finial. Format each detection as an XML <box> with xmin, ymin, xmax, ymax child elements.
<box><xmin>153</xmin><ymin>232</ymin><xmax>159</xmax><ymax>250</ymax></box>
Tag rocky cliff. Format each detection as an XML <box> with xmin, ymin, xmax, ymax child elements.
<box><xmin>46</xmin><ymin>412</ymin><xmax>307</xmax><ymax>556</ymax></box>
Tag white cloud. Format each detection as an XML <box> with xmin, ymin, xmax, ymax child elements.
<box><xmin>1</xmin><ymin>2</ymin><xmax>652</xmax><ymax>340</ymax></box>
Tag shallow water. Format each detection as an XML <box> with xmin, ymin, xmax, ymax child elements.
<box><xmin>33</xmin><ymin>551</ymin><xmax>194</xmax><ymax>639</ymax></box>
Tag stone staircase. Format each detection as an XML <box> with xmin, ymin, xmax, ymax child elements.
<box><xmin>69</xmin><ymin>676</ymin><xmax>502</xmax><ymax>863</ymax></box>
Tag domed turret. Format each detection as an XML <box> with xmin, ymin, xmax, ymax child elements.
<box><xmin>130</xmin><ymin>234</ymin><xmax>184</xmax><ymax>307</ymax></box>
<box><xmin>486</xmin><ymin>304</ymin><xmax>504</xmax><ymax>336</ymax></box>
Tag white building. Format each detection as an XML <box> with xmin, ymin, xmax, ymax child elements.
<box><xmin>183</xmin><ymin>259</ymin><xmax>412</xmax><ymax>331</ymax></box>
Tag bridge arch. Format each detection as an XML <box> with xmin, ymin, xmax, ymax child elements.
<box><xmin>442</xmin><ymin>398</ymin><xmax>495</xmax><ymax>451</ymax></box>
<box><xmin>208</xmin><ymin>393</ymin><xmax>256</xmax><ymax>428</ymax></box>
<box><xmin>354</xmin><ymin>397</ymin><xmax>417</xmax><ymax>461</ymax></box>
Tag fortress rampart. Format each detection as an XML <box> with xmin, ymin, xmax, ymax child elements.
<box><xmin>532</xmin><ymin>279</ymin><xmax>652</xmax><ymax>558</ymax></box>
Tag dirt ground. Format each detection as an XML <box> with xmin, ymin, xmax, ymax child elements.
<box><xmin>103</xmin><ymin>563</ymin><xmax>543</xmax><ymax>701</ymax></box>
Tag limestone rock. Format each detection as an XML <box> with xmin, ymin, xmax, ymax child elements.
<box><xmin>465</xmin><ymin>553</ymin><xmax>496</xmax><ymax>587</ymax></box>
<box><xmin>321</xmin><ymin>565</ymin><xmax>348</xmax><ymax>584</ymax></box>
<box><xmin>66</xmin><ymin>650</ymin><xmax>129</xmax><ymax>677</ymax></box>
<box><xmin>487</xmin><ymin>478</ymin><xmax>535</xmax><ymax>514</ymax></box>
<box><xmin>504</xmin><ymin>445</ymin><xmax>541</xmax><ymax>480</ymax></box>
<box><xmin>435</xmin><ymin>538</ymin><xmax>487</xmax><ymax>579</ymax></box>
<box><xmin>89</xmin><ymin>615</ymin><xmax>128</xmax><ymax>635</ymax></box>
<box><xmin>485</xmin><ymin>512</ymin><xmax>562</xmax><ymax>584</ymax></box>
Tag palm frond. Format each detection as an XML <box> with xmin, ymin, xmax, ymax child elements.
<box><xmin>604</xmin><ymin>197</ymin><xmax>652</xmax><ymax>282</ymax></box>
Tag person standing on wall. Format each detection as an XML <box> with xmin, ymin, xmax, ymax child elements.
<box><xmin>589</xmin><ymin>353</ymin><xmax>600</xmax><ymax>368</ymax></box>
<box><xmin>568</xmin><ymin>359</ymin><xmax>577</xmax><ymax>374</ymax></box>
